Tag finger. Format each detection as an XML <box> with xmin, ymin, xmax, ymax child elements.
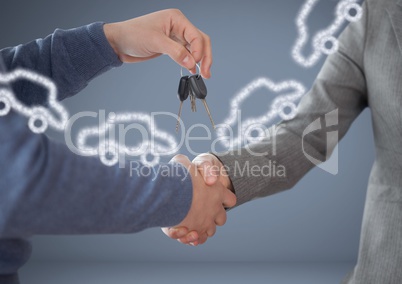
<box><xmin>161</xmin><ymin>227</ymin><xmax>189</xmax><ymax>239</ymax></box>
<box><xmin>206</xmin><ymin>225</ymin><xmax>216</xmax><ymax>237</ymax></box>
<box><xmin>185</xmin><ymin>35</ymin><xmax>201</xmax><ymax>75</ymax></box>
<box><xmin>222</xmin><ymin>187</ymin><xmax>237</xmax><ymax>208</ymax></box>
<box><xmin>188</xmin><ymin>241</ymin><xmax>199</xmax><ymax>247</ymax></box>
<box><xmin>155</xmin><ymin>35</ymin><xmax>196</xmax><ymax>70</ymax></box>
<box><xmin>215</xmin><ymin>209</ymin><xmax>227</xmax><ymax>226</ymax></box>
<box><xmin>193</xmin><ymin>154</ymin><xmax>220</xmax><ymax>186</ymax></box>
<box><xmin>178</xmin><ymin>230</ymin><xmax>199</xmax><ymax>244</ymax></box>
<box><xmin>172</xmin><ymin>13</ymin><xmax>205</xmax><ymax>64</ymax></box>
<box><xmin>169</xmin><ymin>11</ymin><xmax>209</xmax><ymax>76</ymax></box>
<box><xmin>118</xmin><ymin>53</ymin><xmax>161</xmax><ymax>64</ymax></box>
<box><xmin>199</xmin><ymin>31</ymin><xmax>212</xmax><ymax>79</ymax></box>
<box><xmin>161</xmin><ymin>227</ymin><xmax>170</xmax><ymax>237</ymax></box>
<box><xmin>170</xmin><ymin>154</ymin><xmax>191</xmax><ymax>167</ymax></box>
<box><xmin>197</xmin><ymin>233</ymin><xmax>209</xmax><ymax>245</ymax></box>
<box><xmin>188</xmin><ymin>36</ymin><xmax>204</xmax><ymax>65</ymax></box>
<box><xmin>195</xmin><ymin>161</ymin><xmax>219</xmax><ymax>186</ymax></box>
<box><xmin>192</xmin><ymin>153</ymin><xmax>219</xmax><ymax>167</ymax></box>
<box><xmin>177</xmin><ymin>238</ymin><xmax>198</xmax><ymax>246</ymax></box>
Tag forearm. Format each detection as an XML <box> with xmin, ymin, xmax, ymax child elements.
<box><xmin>0</xmin><ymin>22</ymin><xmax>121</xmax><ymax>104</ymax></box>
<box><xmin>216</xmin><ymin>2</ymin><xmax>369</xmax><ymax>206</ymax></box>
<box><xmin>0</xmin><ymin>117</ymin><xmax>192</xmax><ymax>237</ymax></box>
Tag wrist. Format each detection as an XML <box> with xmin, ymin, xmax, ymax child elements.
<box><xmin>216</xmin><ymin>159</ymin><xmax>234</xmax><ymax>193</ymax></box>
<box><xmin>103</xmin><ymin>23</ymin><xmax>121</xmax><ymax>59</ymax></box>
<box><xmin>222</xmin><ymin>172</ymin><xmax>234</xmax><ymax>193</ymax></box>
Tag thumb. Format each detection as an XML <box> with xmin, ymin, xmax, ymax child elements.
<box><xmin>193</xmin><ymin>159</ymin><xmax>219</xmax><ymax>186</ymax></box>
<box><xmin>156</xmin><ymin>35</ymin><xmax>196</xmax><ymax>70</ymax></box>
<box><xmin>193</xmin><ymin>154</ymin><xmax>221</xmax><ymax>185</ymax></box>
<box><xmin>170</xmin><ymin>154</ymin><xmax>191</xmax><ymax>167</ymax></box>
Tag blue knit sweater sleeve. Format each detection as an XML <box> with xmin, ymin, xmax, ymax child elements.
<box><xmin>1</xmin><ymin>22</ymin><xmax>122</xmax><ymax>103</ymax></box>
<box><xmin>0</xmin><ymin>23</ymin><xmax>193</xmax><ymax>237</ymax></box>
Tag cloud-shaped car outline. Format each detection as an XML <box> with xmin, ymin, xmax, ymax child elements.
<box><xmin>216</xmin><ymin>77</ymin><xmax>306</xmax><ymax>149</ymax></box>
<box><xmin>292</xmin><ymin>0</ymin><xmax>363</xmax><ymax>68</ymax></box>
<box><xmin>0</xmin><ymin>68</ymin><xmax>69</xmax><ymax>133</ymax></box>
<box><xmin>76</xmin><ymin>112</ymin><xmax>178</xmax><ymax>167</ymax></box>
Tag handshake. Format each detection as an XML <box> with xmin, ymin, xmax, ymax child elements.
<box><xmin>162</xmin><ymin>153</ymin><xmax>236</xmax><ymax>246</ymax></box>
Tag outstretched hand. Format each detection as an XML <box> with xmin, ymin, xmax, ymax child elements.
<box><xmin>162</xmin><ymin>154</ymin><xmax>235</xmax><ymax>246</ymax></box>
<box><xmin>103</xmin><ymin>9</ymin><xmax>212</xmax><ymax>78</ymax></box>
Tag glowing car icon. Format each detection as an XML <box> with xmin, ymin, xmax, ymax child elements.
<box><xmin>292</xmin><ymin>0</ymin><xmax>363</xmax><ymax>68</ymax></box>
<box><xmin>76</xmin><ymin>112</ymin><xmax>178</xmax><ymax>167</ymax></box>
<box><xmin>0</xmin><ymin>69</ymin><xmax>69</xmax><ymax>133</ymax></box>
<box><xmin>216</xmin><ymin>77</ymin><xmax>306</xmax><ymax>149</ymax></box>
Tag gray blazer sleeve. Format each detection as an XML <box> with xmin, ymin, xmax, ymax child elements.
<box><xmin>215</xmin><ymin>2</ymin><xmax>369</xmax><ymax>207</ymax></box>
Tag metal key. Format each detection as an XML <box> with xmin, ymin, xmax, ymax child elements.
<box><xmin>176</xmin><ymin>76</ymin><xmax>190</xmax><ymax>132</ymax></box>
<box><xmin>189</xmin><ymin>75</ymin><xmax>216</xmax><ymax>129</ymax></box>
<box><xmin>190</xmin><ymin>91</ymin><xmax>197</xmax><ymax>112</ymax></box>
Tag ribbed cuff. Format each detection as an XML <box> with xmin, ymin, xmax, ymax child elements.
<box><xmin>213</xmin><ymin>129</ymin><xmax>318</xmax><ymax>207</ymax></box>
<box><xmin>61</xmin><ymin>22</ymin><xmax>122</xmax><ymax>83</ymax></box>
<box><xmin>214</xmin><ymin>151</ymin><xmax>272</xmax><ymax>207</ymax></box>
<box><xmin>86</xmin><ymin>22</ymin><xmax>122</xmax><ymax>68</ymax></box>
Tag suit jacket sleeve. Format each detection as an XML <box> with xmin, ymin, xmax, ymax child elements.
<box><xmin>215</xmin><ymin>2</ymin><xmax>369</xmax><ymax>207</ymax></box>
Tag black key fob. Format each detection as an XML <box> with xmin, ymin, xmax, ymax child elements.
<box><xmin>189</xmin><ymin>75</ymin><xmax>207</xmax><ymax>99</ymax></box>
<box><xmin>178</xmin><ymin>76</ymin><xmax>190</xmax><ymax>102</ymax></box>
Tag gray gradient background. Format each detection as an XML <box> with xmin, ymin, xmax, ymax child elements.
<box><xmin>0</xmin><ymin>0</ymin><xmax>371</xmax><ymax>283</ymax></box>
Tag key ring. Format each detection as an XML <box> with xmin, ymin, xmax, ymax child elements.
<box><xmin>175</xmin><ymin>62</ymin><xmax>215</xmax><ymax>131</ymax></box>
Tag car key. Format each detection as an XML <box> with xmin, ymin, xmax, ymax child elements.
<box><xmin>176</xmin><ymin>76</ymin><xmax>190</xmax><ymax>132</ymax></box>
<box><xmin>189</xmin><ymin>75</ymin><xmax>215</xmax><ymax>129</ymax></box>
<box><xmin>190</xmin><ymin>90</ymin><xmax>197</xmax><ymax>112</ymax></box>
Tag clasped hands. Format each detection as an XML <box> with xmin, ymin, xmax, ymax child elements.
<box><xmin>104</xmin><ymin>10</ymin><xmax>233</xmax><ymax>244</ymax></box>
<box><xmin>162</xmin><ymin>154</ymin><xmax>236</xmax><ymax>246</ymax></box>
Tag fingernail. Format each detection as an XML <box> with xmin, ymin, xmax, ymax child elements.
<box><xmin>187</xmin><ymin>233</ymin><xmax>198</xmax><ymax>242</ymax></box>
<box><xmin>168</xmin><ymin>227</ymin><xmax>179</xmax><ymax>234</ymax></box>
<box><xmin>182</xmin><ymin>55</ymin><xmax>189</xmax><ymax>63</ymax></box>
<box><xmin>189</xmin><ymin>242</ymin><xmax>196</xmax><ymax>247</ymax></box>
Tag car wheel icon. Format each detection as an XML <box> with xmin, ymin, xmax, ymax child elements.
<box><xmin>28</xmin><ymin>112</ymin><xmax>48</xmax><ymax>134</ymax></box>
<box><xmin>0</xmin><ymin>69</ymin><xmax>69</xmax><ymax>133</ymax></box>
<box><xmin>318</xmin><ymin>35</ymin><xmax>339</xmax><ymax>55</ymax></box>
<box><xmin>216</xmin><ymin>77</ymin><xmax>306</xmax><ymax>149</ymax></box>
<box><xmin>342</xmin><ymin>2</ymin><xmax>363</xmax><ymax>22</ymax></box>
<box><xmin>292</xmin><ymin>0</ymin><xmax>363</xmax><ymax>68</ymax></box>
<box><xmin>278</xmin><ymin>101</ymin><xmax>298</xmax><ymax>120</ymax></box>
<box><xmin>0</xmin><ymin>95</ymin><xmax>11</xmax><ymax>116</ymax></box>
<box><xmin>77</xmin><ymin>112</ymin><xmax>179</xmax><ymax>167</ymax></box>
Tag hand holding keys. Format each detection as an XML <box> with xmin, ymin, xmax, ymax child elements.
<box><xmin>175</xmin><ymin>72</ymin><xmax>215</xmax><ymax>132</ymax></box>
